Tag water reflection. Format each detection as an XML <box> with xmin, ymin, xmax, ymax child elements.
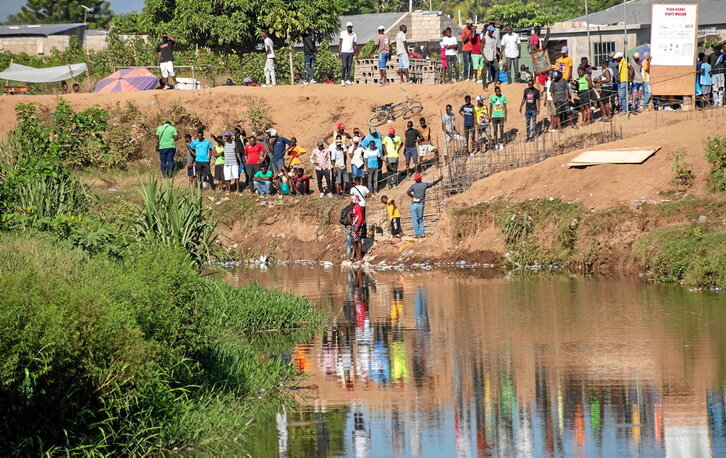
<box><xmin>232</xmin><ymin>267</ymin><xmax>726</xmax><ymax>457</ymax></box>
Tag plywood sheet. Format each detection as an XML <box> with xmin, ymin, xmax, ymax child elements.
<box><xmin>567</xmin><ymin>146</ymin><xmax>660</xmax><ymax>167</ymax></box>
<box><xmin>650</xmin><ymin>66</ymin><xmax>696</xmax><ymax>96</ymax></box>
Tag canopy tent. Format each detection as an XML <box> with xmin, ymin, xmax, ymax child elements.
<box><xmin>627</xmin><ymin>44</ymin><xmax>651</xmax><ymax>59</ymax></box>
<box><xmin>0</xmin><ymin>63</ymin><xmax>87</xmax><ymax>83</ymax></box>
<box><xmin>94</xmin><ymin>67</ymin><xmax>159</xmax><ymax>93</ymax></box>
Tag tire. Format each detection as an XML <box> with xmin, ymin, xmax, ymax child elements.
<box><xmin>368</xmin><ymin>110</ymin><xmax>390</xmax><ymax>127</ymax></box>
<box><xmin>403</xmin><ymin>102</ymin><xmax>423</xmax><ymax>119</ymax></box>
<box><xmin>391</xmin><ymin>102</ymin><xmax>408</xmax><ymax>118</ymax></box>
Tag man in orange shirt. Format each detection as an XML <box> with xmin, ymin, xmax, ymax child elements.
<box><xmin>461</xmin><ymin>19</ymin><xmax>475</xmax><ymax>80</ymax></box>
<box><xmin>556</xmin><ymin>46</ymin><xmax>573</xmax><ymax>81</ymax></box>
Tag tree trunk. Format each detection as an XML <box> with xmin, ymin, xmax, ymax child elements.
<box><xmin>289</xmin><ymin>44</ymin><xmax>294</xmax><ymax>85</ymax></box>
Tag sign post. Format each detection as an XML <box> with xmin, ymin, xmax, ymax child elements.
<box><xmin>650</xmin><ymin>3</ymin><xmax>699</xmax><ymax>98</ymax></box>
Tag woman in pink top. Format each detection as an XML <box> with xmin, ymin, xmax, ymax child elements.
<box><xmin>439</xmin><ymin>31</ymin><xmax>448</xmax><ymax>84</ymax></box>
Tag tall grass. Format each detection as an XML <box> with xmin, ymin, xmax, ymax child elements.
<box><xmin>0</xmin><ymin>232</ymin><xmax>321</xmax><ymax>454</ymax></box>
<box><xmin>9</xmin><ymin>174</ymin><xmax>93</xmax><ymax>225</ymax></box>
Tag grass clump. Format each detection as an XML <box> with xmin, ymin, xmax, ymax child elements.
<box><xmin>671</xmin><ymin>150</ymin><xmax>694</xmax><ymax>188</ymax></box>
<box><xmin>634</xmin><ymin>224</ymin><xmax>726</xmax><ymax>289</ymax></box>
<box><xmin>705</xmin><ymin>135</ymin><xmax>726</xmax><ymax>192</ymax></box>
<box><xmin>0</xmin><ymin>232</ymin><xmax>320</xmax><ymax>454</ymax></box>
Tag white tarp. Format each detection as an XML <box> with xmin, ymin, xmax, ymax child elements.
<box><xmin>0</xmin><ymin>63</ymin><xmax>87</xmax><ymax>83</ymax></box>
<box><xmin>567</xmin><ymin>147</ymin><xmax>660</xmax><ymax>167</ymax></box>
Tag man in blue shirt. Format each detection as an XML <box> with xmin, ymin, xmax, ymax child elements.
<box><xmin>361</xmin><ymin>127</ymin><xmax>383</xmax><ymax>154</ymax></box>
<box><xmin>459</xmin><ymin>95</ymin><xmax>475</xmax><ymax>152</ymax></box>
<box><xmin>189</xmin><ymin>129</ymin><xmax>214</xmax><ymax>190</ymax></box>
<box><xmin>266</xmin><ymin>128</ymin><xmax>291</xmax><ymax>174</ymax></box>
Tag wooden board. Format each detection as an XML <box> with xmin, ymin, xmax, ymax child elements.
<box><xmin>567</xmin><ymin>146</ymin><xmax>660</xmax><ymax>167</ymax></box>
<box><xmin>650</xmin><ymin>65</ymin><xmax>695</xmax><ymax>96</ymax></box>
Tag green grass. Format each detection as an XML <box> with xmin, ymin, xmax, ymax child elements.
<box><xmin>634</xmin><ymin>224</ymin><xmax>726</xmax><ymax>289</ymax></box>
<box><xmin>0</xmin><ymin>232</ymin><xmax>321</xmax><ymax>454</ymax></box>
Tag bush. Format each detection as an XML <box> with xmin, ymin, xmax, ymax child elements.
<box><xmin>671</xmin><ymin>150</ymin><xmax>694</xmax><ymax>187</ymax></box>
<box><xmin>0</xmin><ymin>232</ymin><xmax>320</xmax><ymax>454</ymax></box>
<box><xmin>634</xmin><ymin>224</ymin><xmax>726</xmax><ymax>289</ymax></box>
<box><xmin>704</xmin><ymin>135</ymin><xmax>726</xmax><ymax>191</ymax></box>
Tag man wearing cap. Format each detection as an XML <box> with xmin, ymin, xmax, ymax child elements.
<box><xmin>614</xmin><ymin>52</ymin><xmax>629</xmax><ymax>112</ymax></box>
<box><xmin>375</xmin><ymin>26</ymin><xmax>391</xmax><ymax>86</ymax></box>
<box><xmin>396</xmin><ymin>25</ymin><xmax>410</xmax><ymax>83</ymax></box>
<box><xmin>155</xmin><ymin>33</ymin><xmax>177</xmax><ymax>89</ymax></box>
<box><xmin>461</xmin><ymin>20</ymin><xmax>475</xmax><ymax>80</ymax></box>
<box><xmin>556</xmin><ymin>46</ymin><xmax>573</xmax><ymax>81</ymax></box>
<box><xmin>310</xmin><ymin>140</ymin><xmax>332</xmax><ymax>197</ymax></box>
<box><xmin>630</xmin><ymin>52</ymin><xmax>644</xmax><ymax>112</ymax></box>
<box><xmin>361</xmin><ymin>127</ymin><xmax>383</xmax><ymax>155</ymax></box>
<box><xmin>382</xmin><ymin>127</ymin><xmax>403</xmax><ymax>188</ymax></box>
<box><xmin>474</xmin><ymin>95</ymin><xmax>492</xmax><ymax>151</ymax></box>
<box><xmin>483</xmin><ymin>25</ymin><xmax>500</xmax><ymax>88</ymax></box>
<box><xmin>222</xmin><ymin>131</ymin><xmax>242</xmax><ymax>193</ymax></box>
<box><xmin>266</xmin><ymin>128</ymin><xmax>291</xmax><ymax>175</ymax></box>
<box><xmin>407</xmin><ymin>173</ymin><xmax>443</xmax><ymax>238</ymax></box>
<box><xmin>500</xmin><ymin>26</ymin><xmax>520</xmax><ymax>84</ymax></box>
<box><xmin>325</xmin><ymin>123</ymin><xmax>350</xmax><ymax>146</ymax></box>
<box><xmin>338</xmin><ymin>22</ymin><xmax>358</xmax><ymax>85</ymax></box>
<box><xmin>550</xmin><ymin>70</ymin><xmax>572</xmax><ymax>130</ymax></box>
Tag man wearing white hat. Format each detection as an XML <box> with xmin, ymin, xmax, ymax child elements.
<box><xmin>374</xmin><ymin>26</ymin><xmax>391</xmax><ymax>86</ymax></box>
<box><xmin>630</xmin><ymin>52</ymin><xmax>644</xmax><ymax>111</ymax></box>
<box><xmin>338</xmin><ymin>22</ymin><xmax>358</xmax><ymax>85</ymax></box>
<box><xmin>556</xmin><ymin>46</ymin><xmax>573</xmax><ymax>81</ymax></box>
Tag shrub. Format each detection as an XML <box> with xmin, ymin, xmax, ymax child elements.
<box><xmin>246</xmin><ymin>97</ymin><xmax>274</xmax><ymax>134</ymax></box>
<box><xmin>499</xmin><ymin>213</ymin><xmax>533</xmax><ymax>244</ymax></box>
<box><xmin>0</xmin><ymin>233</ymin><xmax>320</xmax><ymax>454</ymax></box>
<box><xmin>704</xmin><ymin>135</ymin><xmax>726</xmax><ymax>191</ymax></box>
<box><xmin>671</xmin><ymin>150</ymin><xmax>694</xmax><ymax>187</ymax></box>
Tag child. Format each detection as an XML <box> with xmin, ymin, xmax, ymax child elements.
<box><xmin>287</xmin><ymin>137</ymin><xmax>307</xmax><ymax>169</ymax></box>
<box><xmin>184</xmin><ymin>133</ymin><xmax>197</xmax><ymax>188</ymax></box>
<box><xmin>520</xmin><ymin>65</ymin><xmax>532</xmax><ymax>83</ymax></box>
<box><xmin>498</xmin><ymin>63</ymin><xmax>509</xmax><ymax>84</ymax></box>
<box><xmin>381</xmin><ymin>195</ymin><xmax>404</xmax><ymax>238</ymax></box>
<box><xmin>213</xmin><ymin>136</ymin><xmax>226</xmax><ymax>192</ymax></box>
<box><xmin>349</xmin><ymin>195</ymin><xmax>365</xmax><ymax>261</ymax></box>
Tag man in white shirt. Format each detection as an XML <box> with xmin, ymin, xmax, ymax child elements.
<box><xmin>500</xmin><ymin>26</ymin><xmax>520</xmax><ymax>84</ymax></box>
<box><xmin>396</xmin><ymin>25</ymin><xmax>410</xmax><ymax>83</ymax></box>
<box><xmin>482</xmin><ymin>26</ymin><xmax>500</xmax><ymax>89</ymax></box>
<box><xmin>338</xmin><ymin>22</ymin><xmax>358</xmax><ymax>85</ymax></box>
<box><xmin>441</xmin><ymin>27</ymin><xmax>459</xmax><ymax>82</ymax></box>
<box><xmin>261</xmin><ymin>30</ymin><xmax>276</xmax><ymax>87</ymax></box>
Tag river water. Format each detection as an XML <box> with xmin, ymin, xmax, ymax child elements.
<box><xmin>223</xmin><ymin>265</ymin><xmax>726</xmax><ymax>457</ymax></box>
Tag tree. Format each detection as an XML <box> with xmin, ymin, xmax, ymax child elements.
<box><xmin>487</xmin><ymin>1</ymin><xmax>560</xmax><ymax>28</ymax></box>
<box><xmin>266</xmin><ymin>9</ymin><xmax>307</xmax><ymax>84</ymax></box>
<box><xmin>7</xmin><ymin>0</ymin><xmax>112</xmax><ymax>29</ymax></box>
<box><xmin>143</xmin><ymin>0</ymin><xmax>343</xmax><ymax>53</ymax></box>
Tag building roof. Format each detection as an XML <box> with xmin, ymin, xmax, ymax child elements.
<box><xmin>0</xmin><ymin>23</ymin><xmax>85</xmax><ymax>37</ymax></box>
<box><xmin>339</xmin><ymin>13</ymin><xmax>407</xmax><ymax>44</ymax></box>
<box><xmin>570</xmin><ymin>0</ymin><xmax>726</xmax><ymax>27</ymax></box>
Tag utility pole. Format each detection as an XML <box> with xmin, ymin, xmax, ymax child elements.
<box><xmin>623</xmin><ymin>0</ymin><xmax>629</xmax><ymax>114</ymax></box>
<box><xmin>585</xmin><ymin>0</ymin><xmax>591</xmax><ymax>63</ymax></box>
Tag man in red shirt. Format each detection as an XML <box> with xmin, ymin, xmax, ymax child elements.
<box><xmin>461</xmin><ymin>19</ymin><xmax>474</xmax><ymax>80</ymax></box>
<box><xmin>528</xmin><ymin>26</ymin><xmax>542</xmax><ymax>53</ymax></box>
<box><xmin>244</xmin><ymin>136</ymin><xmax>267</xmax><ymax>191</ymax></box>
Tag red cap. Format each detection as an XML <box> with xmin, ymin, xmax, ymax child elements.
<box><xmin>337</xmin><ymin>123</ymin><xmax>345</xmax><ymax>130</ymax></box>
<box><xmin>388</xmin><ymin>127</ymin><xmax>395</xmax><ymax>134</ymax></box>
<box><xmin>414</xmin><ymin>173</ymin><xmax>422</xmax><ymax>181</ymax></box>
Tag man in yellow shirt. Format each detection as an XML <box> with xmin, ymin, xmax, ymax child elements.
<box><xmin>556</xmin><ymin>46</ymin><xmax>573</xmax><ymax>81</ymax></box>
<box><xmin>642</xmin><ymin>52</ymin><xmax>651</xmax><ymax>109</ymax></box>
<box><xmin>615</xmin><ymin>52</ymin><xmax>629</xmax><ymax>112</ymax></box>
<box><xmin>382</xmin><ymin>127</ymin><xmax>403</xmax><ymax>188</ymax></box>
<box><xmin>474</xmin><ymin>95</ymin><xmax>493</xmax><ymax>152</ymax></box>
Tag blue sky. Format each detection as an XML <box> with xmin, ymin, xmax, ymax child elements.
<box><xmin>2</xmin><ymin>0</ymin><xmax>145</xmax><ymax>22</ymax></box>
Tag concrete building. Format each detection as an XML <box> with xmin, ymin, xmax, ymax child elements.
<box><xmin>0</xmin><ymin>23</ymin><xmax>86</xmax><ymax>55</ymax></box>
<box><xmin>545</xmin><ymin>0</ymin><xmax>726</xmax><ymax>65</ymax></box>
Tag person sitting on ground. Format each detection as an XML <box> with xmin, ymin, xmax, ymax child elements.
<box><xmin>274</xmin><ymin>166</ymin><xmax>292</xmax><ymax>196</ymax></box>
<box><xmin>349</xmin><ymin>194</ymin><xmax>365</xmax><ymax>262</ymax></box>
<box><xmin>184</xmin><ymin>133</ymin><xmax>197</xmax><ymax>188</ymax></box>
<box><xmin>498</xmin><ymin>63</ymin><xmax>509</xmax><ymax>84</ymax></box>
<box><xmin>60</xmin><ymin>81</ymin><xmax>68</xmax><ymax>94</ymax></box>
<box><xmin>519</xmin><ymin>65</ymin><xmax>532</xmax><ymax>83</ymax></box>
<box><xmin>291</xmin><ymin>167</ymin><xmax>311</xmax><ymax>195</ymax></box>
<box><xmin>253</xmin><ymin>164</ymin><xmax>274</xmax><ymax>196</ymax></box>
<box><xmin>286</xmin><ymin>137</ymin><xmax>307</xmax><ymax>169</ymax></box>
<box><xmin>381</xmin><ymin>195</ymin><xmax>404</xmax><ymax>238</ymax></box>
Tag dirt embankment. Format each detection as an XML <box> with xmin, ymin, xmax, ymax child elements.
<box><xmin>3</xmin><ymin>84</ymin><xmax>724</xmax><ymax>271</ymax></box>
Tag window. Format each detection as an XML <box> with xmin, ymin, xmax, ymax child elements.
<box><xmin>593</xmin><ymin>42</ymin><xmax>616</xmax><ymax>66</ymax></box>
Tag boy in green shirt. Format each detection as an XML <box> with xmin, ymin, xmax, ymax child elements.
<box><xmin>488</xmin><ymin>86</ymin><xmax>508</xmax><ymax>150</ymax></box>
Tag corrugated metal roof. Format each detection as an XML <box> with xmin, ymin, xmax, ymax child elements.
<box><xmin>339</xmin><ymin>13</ymin><xmax>407</xmax><ymax>44</ymax></box>
<box><xmin>0</xmin><ymin>23</ymin><xmax>85</xmax><ymax>37</ymax></box>
<box><xmin>570</xmin><ymin>0</ymin><xmax>726</xmax><ymax>27</ymax></box>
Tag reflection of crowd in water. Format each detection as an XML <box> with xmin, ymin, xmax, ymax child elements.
<box><xmin>274</xmin><ymin>271</ymin><xmax>726</xmax><ymax>457</ymax></box>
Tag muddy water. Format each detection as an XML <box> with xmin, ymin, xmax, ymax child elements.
<box><xmin>224</xmin><ymin>266</ymin><xmax>726</xmax><ymax>457</ymax></box>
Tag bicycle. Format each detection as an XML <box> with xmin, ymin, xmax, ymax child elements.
<box><xmin>367</xmin><ymin>90</ymin><xmax>424</xmax><ymax>127</ymax></box>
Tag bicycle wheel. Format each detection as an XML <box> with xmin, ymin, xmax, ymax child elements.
<box><xmin>403</xmin><ymin>102</ymin><xmax>423</xmax><ymax>119</ymax></box>
<box><xmin>391</xmin><ymin>102</ymin><xmax>408</xmax><ymax>118</ymax></box>
<box><xmin>368</xmin><ymin>110</ymin><xmax>390</xmax><ymax>127</ymax></box>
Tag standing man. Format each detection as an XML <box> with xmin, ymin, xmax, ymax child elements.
<box><xmin>550</xmin><ymin>70</ymin><xmax>573</xmax><ymax>129</ymax></box>
<box><xmin>301</xmin><ymin>26</ymin><xmax>317</xmax><ymax>84</ymax></box>
<box><xmin>709</xmin><ymin>44</ymin><xmax>724</xmax><ymax>107</ymax></box>
<box><xmin>474</xmin><ymin>95</ymin><xmax>492</xmax><ymax>152</ymax></box>
<box><xmin>396</xmin><ymin>25</ymin><xmax>410</xmax><ymax>83</ymax></box>
<box><xmin>642</xmin><ymin>52</ymin><xmax>652</xmax><ymax>109</ymax></box>
<box><xmin>519</xmin><ymin>79</ymin><xmax>540</xmax><ymax>141</ymax></box>
<box><xmin>190</xmin><ymin>129</ymin><xmax>214</xmax><ymax>190</ymax></box>
<box><xmin>556</xmin><ymin>46</ymin><xmax>573</xmax><ymax>81</ymax></box>
<box><xmin>441</xmin><ymin>27</ymin><xmax>459</xmax><ymax>82</ymax></box>
<box><xmin>382</xmin><ymin>127</ymin><xmax>403</xmax><ymax>189</ymax></box>
<box><xmin>402</xmin><ymin>121</ymin><xmax>421</xmax><ymax>181</ymax></box>
<box><xmin>461</xmin><ymin>19</ymin><xmax>475</xmax><ymax>80</ymax></box>
<box><xmin>441</xmin><ymin>104</ymin><xmax>457</xmax><ymax>157</ymax></box>
<box><xmin>489</xmin><ymin>86</ymin><xmax>508</xmax><ymax>150</ymax></box>
<box><xmin>630</xmin><ymin>52</ymin><xmax>644</xmax><ymax>111</ymax></box>
<box><xmin>155</xmin><ymin>120</ymin><xmax>178</xmax><ymax>178</ymax></box>
<box><xmin>459</xmin><ymin>95</ymin><xmax>475</xmax><ymax>152</ymax></box>
<box><xmin>155</xmin><ymin>33</ymin><xmax>176</xmax><ymax>89</ymax></box>
<box><xmin>482</xmin><ymin>26</ymin><xmax>500</xmax><ymax>89</ymax></box>
<box><xmin>310</xmin><ymin>140</ymin><xmax>333</xmax><ymax>197</ymax></box>
<box><xmin>330</xmin><ymin>135</ymin><xmax>350</xmax><ymax>195</ymax></box>
<box><xmin>244</xmin><ymin>136</ymin><xmax>267</xmax><ymax>192</ymax></box>
<box><xmin>339</xmin><ymin>22</ymin><xmax>358</xmax><ymax>85</ymax></box>
<box><xmin>261</xmin><ymin>30</ymin><xmax>276</xmax><ymax>87</ymax></box>
<box><xmin>470</xmin><ymin>27</ymin><xmax>483</xmax><ymax>83</ymax></box>
<box><xmin>375</xmin><ymin>26</ymin><xmax>391</xmax><ymax>86</ymax></box>
<box><xmin>267</xmin><ymin>128</ymin><xmax>291</xmax><ymax>174</ymax></box>
<box><xmin>500</xmin><ymin>26</ymin><xmax>520</xmax><ymax>84</ymax></box>
<box><xmin>407</xmin><ymin>173</ymin><xmax>443</xmax><ymax>238</ymax></box>
<box><xmin>615</xmin><ymin>52</ymin><xmax>629</xmax><ymax>112</ymax></box>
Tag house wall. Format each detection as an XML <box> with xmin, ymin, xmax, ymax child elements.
<box><xmin>0</xmin><ymin>35</ymin><xmax>73</xmax><ymax>55</ymax></box>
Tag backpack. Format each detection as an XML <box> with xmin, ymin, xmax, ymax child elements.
<box><xmin>339</xmin><ymin>203</ymin><xmax>355</xmax><ymax>225</ymax></box>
